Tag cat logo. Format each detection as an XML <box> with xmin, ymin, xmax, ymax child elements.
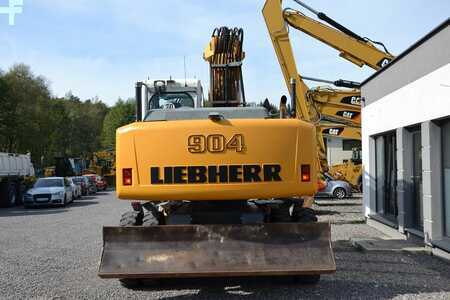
<box><xmin>336</xmin><ymin>111</ymin><xmax>360</xmax><ymax>120</ymax></box>
<box><xmin>323</xmin><ymin>128</ymin><xmax>344</xmax><ymax>136</ymax></box>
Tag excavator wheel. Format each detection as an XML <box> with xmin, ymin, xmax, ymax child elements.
<box><xmin>293</xmin><ymin>274</ymin><xmax>321</xmax><ymax>285</ymax></box>
<box><xmin>119</xmin><ymin>211</ymin><xmax>143</xmax><ymax>226</ymax></box>
<box><xmin>100</xmin><ymin>202</ymin><xmax>335</xmax><ymax>284</ymax></box>
<box><xmin>270</xmin><ymin>203</ymin><xmax>292</xmax><ymax>223</ymax></box>
<box><xmin>292</xmin><ymin>206</ymin><xmax>318</xmax><ymax>223</ymax></box>
<box><xmin>119</xmin><ymin>211</ymin><xmax>143</xmax><ymax>288</ymax></box>
<box><xmin>142</xmin><ymin>211</ymin><xmax>160</xmax><ymax>226</ymax></box>
<box><xmin>291</xmin><ymin>205</ymin><xmax>320</xmax><ymax>284</ymax></box>
<box><xmin>269</xmin><ymin>203</ymin><xmax>321</xmax><ymax>285</ymax></box>
<box><xmin>119</xmin><ymin>207</ymin><xmax>161</xmax><ymax>289</ymax></box>
<box><xmin>142</xmin><ymin>203</ymin><xmax>165</xmax><ymax>226</ymax></box>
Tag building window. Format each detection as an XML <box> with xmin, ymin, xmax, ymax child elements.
<box><xmin>442</xmin><ymin>119</ymin><xmax>450</xmax><ymax>236</ymax></box>
<box><xmin>374</xmin><ymin>132</ymin><xmax>398</xmax><ymax>221</ymax></box>
<box><xmin>343</xmin><ymin>139</ymin><xmax>361</xmax><ymax>151</ymax></box>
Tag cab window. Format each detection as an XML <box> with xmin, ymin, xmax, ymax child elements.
<box><xmin>149</xmin><ymin>93</ymin><xmax>194</xmax><ymax>109</ymax></box>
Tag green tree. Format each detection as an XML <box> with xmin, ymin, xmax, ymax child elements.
<box><xmin>0</xmin><ymin>64</ymin><xmax>110</xmax><ymax>169</ymax></box>
<box><xmin>259</xmin><ymin>99</ymin><xmax>279</xmax><ymax>118</ymax></box>
<box><xmin>101</xmin><ymin>98</ymin><xmax>135</xmax><ymax>149</ymax></box>
<box><xmin>0</xmin><ymin>64</ymin><xmax>52</xmax><ymax>163</ymax></box>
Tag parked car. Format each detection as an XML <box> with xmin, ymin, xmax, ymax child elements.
<box><xmin>95</xmin><ymin>175</ymin><xmax>108</xmax><ymax>191</ymax></box>
<box><xmin>23</xmin><ymin>177</ymin><xmax>73</xmax><ymax>208</ymax></box>
<box><xmin>83</xmin><ymin>174</ymin><xmax>97</xmax><ymax>194</ymax></box>
<box><xmin>315</xmin><ymin>173</ymin><xmax>353</xmax><ymax>199</ymax></box>
<box><xmin>68</xmin><ymin>177</ymin><xmax>82</xmax><ymax>199</ymax></box>
<box><xmin>71</xmin><ymin>176</ymin><xmax>89</xmax><ymax>196</ymax></box>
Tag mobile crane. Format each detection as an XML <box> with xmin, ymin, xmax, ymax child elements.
<box><xmin>263</xmin><ymin>0</ymin><xmax>394</xmax><ymax>190</ymax></box>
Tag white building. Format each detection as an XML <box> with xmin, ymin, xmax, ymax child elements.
<box><xmin>361</xmin><ymin>19</ymin><xmax>450</xmax><ymax>258</ymax></box>
<box><xmin>325</xmin><ymin>137</ymin><xmax>360</xmax><ymax>166</ymax></box>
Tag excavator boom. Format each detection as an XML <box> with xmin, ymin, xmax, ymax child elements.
<box><xmin>263</xmin><ymin>0</ymin><xmax>311</xmax><ymax>121</ymax></box>
<box><xmin>263</xmin><ymin>0</ymin><xmax>394</xmax><ymax>172</ymax></box>
<box><xmin>284</xmin><ymin>1</ymin><xmax>394</xmax><ymax>70</ymax></box>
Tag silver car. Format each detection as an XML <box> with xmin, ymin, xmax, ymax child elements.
<box><xmin>315</xmin><ymin>173</ymin><xmax>353</xmax><ymax>199</ymax></box>
<box><xmin>68</xmin><ymin>177</ymin><xmax>82</xmax><ymax>199</ymax></box>
<box><xmin>23</xmin><ymin>177</ymin><xmax>73</xmax><ymax>208</ymax></box>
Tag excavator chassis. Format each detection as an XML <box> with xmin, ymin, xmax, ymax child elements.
<box><xmin>98</xmin><ymin>219</ymin><xmax>335</xmax><ymax>279</ymax></box>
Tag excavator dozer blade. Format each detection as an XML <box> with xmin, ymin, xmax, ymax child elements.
<box><xmin>98</xmin><ymin>222</ymin><xmax>335</xmax><ymax>279</ymax></box>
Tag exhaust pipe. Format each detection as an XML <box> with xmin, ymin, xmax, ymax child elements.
<box><xmin>290</xmin><ymin>78</ymin><xmax>297</xmax><ymax>118</ymax></box>
<box><xmin>135</xmin><ymin>82</ymin><xmax>143</xmax><ymax>122</ymax></box>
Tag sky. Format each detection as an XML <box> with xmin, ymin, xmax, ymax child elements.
<box><xmin>0</xmin><ymin>0</ymin><xmax>449</xmax><ymax>106</ymax></box>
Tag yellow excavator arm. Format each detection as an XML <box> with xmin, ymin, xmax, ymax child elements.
<box><xmin>263</xmin><ymin>0</ymin><xmax>394</xmax><ymax>170</ymax></box>
<box><xmin>263</xmin><ymin>0</ymin><xmax>311</xmax><ymax>121</ymax></box>
<box><xmin>308</xmin><ymin>87</ymin><xmax>361</xmax><ymax>126</ymax></box>
<box><xmin>283</xmin><ymin>1</ymin><xmax>394</xmax><ymax>70</ymax></box>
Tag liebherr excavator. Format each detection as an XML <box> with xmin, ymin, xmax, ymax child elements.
<box><xmin>98</xmin><ymin>13</ymin><xmax>335</xmax><ymax>287</ymax></box>
<box><xmin>263</xmin><ymin>0</ymin><xmax>394</xmax><ymax>190</ymax></box>
<box><xmin>97</xmin><ymin>0</ymin><xmax>393</xmax><ymax>286</ymax></box>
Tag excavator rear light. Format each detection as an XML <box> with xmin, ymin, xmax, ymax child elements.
<box><xmin>301</xmin><ymin>164</ymin><xmax>311</xmax><ymax>182</ymax></box>
<box><xmin>123</xmin><ymin>168</ymin><xmax>132</xmax><ymax>186</ymax></box>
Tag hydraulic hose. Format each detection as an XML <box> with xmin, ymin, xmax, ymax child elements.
<box><xmin>207</xmin><ymin>27</ymin><xmax>246</xmax><ymax>107</ymax></box>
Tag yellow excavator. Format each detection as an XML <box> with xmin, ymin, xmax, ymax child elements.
<box><xmin>98</xmin><ymin>0</ymin><xmax>393</xmax><ymax>286</ymax></box>
<box><xmin>87</xmin><ymin>150</ymin><xmax>116</xmax><ymax>186</ymax></box>
<box><xmin>98</xmin><ymin>11</ymin><xmax>336</xmax><ymax>288</ymax></box>
<box><xmin>263</xmin><ymin>0</ymin><xmax>394</xmax><ymax>191</ymax></box>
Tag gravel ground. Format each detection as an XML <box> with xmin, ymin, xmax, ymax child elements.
<box><xmin>0</xmin><ymin>192</ymin><xmax>449</xmax><ymax>299</ymax></box>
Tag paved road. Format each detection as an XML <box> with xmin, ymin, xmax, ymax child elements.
<box><xmin>0</xmin><ymin>192</ymin><xmax>449</xmax><ymax>299</ymax></box>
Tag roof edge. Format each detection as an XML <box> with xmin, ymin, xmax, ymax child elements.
<box><xmin>361</xmin><ymin>18</ymin><xmax>450</xmax><ymax>87</ymax></box>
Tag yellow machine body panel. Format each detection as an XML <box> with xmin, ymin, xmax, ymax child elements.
<box><xmin>116</xmin><ymin>118</ymin><xmax>317</xmax><ymax>201</ymax></box>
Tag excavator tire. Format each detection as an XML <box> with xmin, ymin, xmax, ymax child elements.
<box><xmin>119</xmin><ymin>211</ymin><xmax>143</xmax><ymax>226</ymax></box>
<box><xmin>270</xmin><ymin>203</ymin><xmax>292</xmax><ymax>223</ymax></box>
<box><xmin>142</xmin><ymin>203</ymin><xmax>165</xmax><ymax>226</ymax></box>
<box><xmin>291</xmin><ymin>205</ymin><xmax>320</xmax><ymax>284</ymax></box>
<box><xmin>294</xmin><ymin>274</ymin><xmax>321</xmax><ymax>285</ymax></box>
<box><xmin>119</xmin><ymin>210</ymin><xmax>145</xmax><ymax>288</ymax></box>
<box><xmin>119</xmin><ymin>209</ymin><xmax>162</xmax><ymax>289</ymax></box>
<box><xmin>119</xmin><ymin>278</ymin><xmax>141</xmax><ymax>289</ymax></box>
<box><xmin>292</xmin><ymin>207</ymin><xmax>318</xmax><ymax>223</ymax></box>
<box><xmin>142</xmin><ymin>211</ymin><xmax>159</xmax><ymax>226</ymax></box>
<box><xmin>101</xmin><ymin>201</ymin><xmax>335</xmax><ymax>283</ymax></box>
